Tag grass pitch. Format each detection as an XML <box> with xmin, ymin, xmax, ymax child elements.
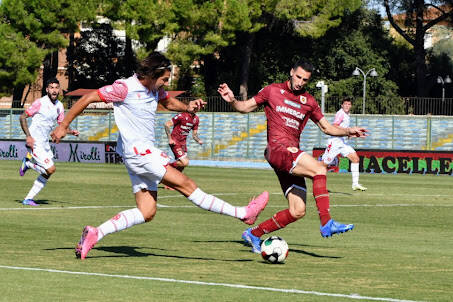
<box><xmin>0</xmin><ymin>160</ymin><xmax>452</xmax><ymax>301</ymax></box>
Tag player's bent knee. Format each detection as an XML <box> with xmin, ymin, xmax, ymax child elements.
<box><xmin>289</xmin><ymin>207</ymin><xmax>306</xmax><ymax>219</ymax></box>
<box><xmin>140</xmin><ymin>207</ymin><xmax>157</xmax><ymax>222</ymax></box>
<box><xmin>47</xmin><ymin>166</ymin><xmax>56</xmax><ymax>175</ymax></box>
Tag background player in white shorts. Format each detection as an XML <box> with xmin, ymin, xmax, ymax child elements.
<box><xmin>51</xmin><ymin>52</ymin><xmax>268</xmax><ymax>260</ymax></box>
<box><xmin>321</xmin><ymin>98</ymin><xmax>367</xmax><ymax>191</ymax></box>
<box><xmin>19</xmin><ymin>78</ymin><xmax>79</xmax><ymax>206</ymax></box>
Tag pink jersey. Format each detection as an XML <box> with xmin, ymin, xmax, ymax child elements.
<box><xmin>254</xmin><ymin>81</ymin><xmax>324</xmax><ymax>148</ymax></box>
<box><xmin>171</xmin><ymin>112</ymin><xmax>199</xmax><ymax>145</ymax></box>
<box><xmin>97</xmin><ymin>74</ymin><xmax>169</xmax><ymax>158</ymax></box>
<box><xmin>25</xmin><ymin>95</ymin><xmax>64</xmax><ymax>145</ymax></box>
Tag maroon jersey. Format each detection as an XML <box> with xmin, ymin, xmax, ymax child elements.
<box><xmin>254</xmin><ymin>81</ymin><xmax>324</xmax><ymax>148</ymax></box>
<box><xmin>170</xmin><ymin>112</ymin><xmax>199</xmax><ymax>145</ymax></box>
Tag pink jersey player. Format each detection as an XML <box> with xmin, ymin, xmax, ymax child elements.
<box><xmin>322</xmin><ymin>98</ymin><xmax>367</xmax><ymax>191</ymax></box>
<box><xmin>51</xmin><ymin>52</ymin><xmax>269</xmax><ymax>260</ymax></box>
<box><xmin>18</xmin><ymin>78</ymin><xmax>79</xmax><ymax>206</ymax></box>
<box><xmin>218</xmin><ymin>59</ymin><xmax>368</xmax><ymax>253</ymax></box>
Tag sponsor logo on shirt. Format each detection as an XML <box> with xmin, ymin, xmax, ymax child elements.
<box><xmin>282</xmin><ymin>116</ymin><xmax>300</xmax><ymax>129</ymax></box>
<box><xmin>284</xmin><ymin>99</ymin><xmax>301</xmax><ymax>109</ymax></box>
<box><xmin>276</xmin><ymin>105</ymin><xmax>305</xmax><ymax>119</ymax></box>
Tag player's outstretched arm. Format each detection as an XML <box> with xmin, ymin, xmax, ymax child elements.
<box><xmin>161</xmin><ymin>97</ymin><xmax>206</xmax><ymax>113</ymax></box>
<box><xmin>51</xmin><ymin>91</ymin><xmax>101</xmax><ymax>143</ymax></box>
<box><xmin>317</xmin><ymin>118</ymin><xmax>368</xmax><ymax>138</ymax></box>
<box><xmin>217</xmin><ymin>83</ymin><xmax>258</xmax><ymax>113</ymax></box>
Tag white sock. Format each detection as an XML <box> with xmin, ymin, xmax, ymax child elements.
<box><xmin>26</xmin><ymin>161</ymin><xmax>47</xmax><ymax>175</ymax></box>
<box><xmin>25</xmin><ymin>175</ymin><xmax>47</xmax><ymax>200</ymax></box>
<box><xmin>97</xmin><ymin>208</ymin><xmax>145</xmax><ymax>241</ymax></box>
<box><xmin>187</xmin><ymin>188</ymin><xmax>246</xmax><ymax>219</ymax></box>
<box><xmin>351</xmin><ymin>162</ymin><xmax>359</xmax><ymax>185</ymax></box>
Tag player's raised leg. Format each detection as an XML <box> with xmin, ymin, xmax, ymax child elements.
<box><xmin>162</xmin><ymin>165</ymin><xmax>269</xmax><ymax>224</ymax></box>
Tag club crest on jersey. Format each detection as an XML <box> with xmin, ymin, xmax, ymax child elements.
<box><xmin>284</xmin><ymin>99</ymin><xmax>301</xmax><ymax>109</ymax></box>
<box><xmin>287</xmin><ymin>147</ymin><xmax>298</xmax><ymax>153</ymax></box>
<box><xmin>300</xmin><ymin>96</ymin><xmax>307</xmax><ymax>104</ymax></box>
<box><xmin>280</xmin><ymin>89</ymin><xmax>285</xmax><ymax>95</ymax></box>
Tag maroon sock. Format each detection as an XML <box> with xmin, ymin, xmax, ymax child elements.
<box><xmin>312</xmin><ymin>175</ymin><xmax>331</xmax><ymax>226</ymax></box>
<box><xmin>251</xmin><ymin>209</ymin><xmax>297</xmax><ymax>237</ymax></box>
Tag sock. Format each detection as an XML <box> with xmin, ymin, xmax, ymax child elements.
<box><xmin>251</xmin><ymin>209</ymin><xmax>297</xmax><ymax>237</ymax></box>
<box><xmin>25</xmin><ymin>175</ymin><xmax>47</xmax><ymax>200</ymax></box>
<box><xmin>187</xmin><ymin>188</ymin><xmax>246</xmax><ymax>219</ymax></box>
<box><xmin>97</xmin><ymin>208</ymin><xmax>145</xmax><ymax>241</ymax></box>
<box><xmin>312</xmin><ymin>175</ymin><xmax>331</xmax><ymax>226</ymax></box>
<box><xmin>351</xmin><ymin>162</ymin><xmax>359</xmax><ymax>185</ymax></box>
<box><xmin>26</xmin><ymin>161</ymin><xmax>47</xmax><ymax>175</ymax></box>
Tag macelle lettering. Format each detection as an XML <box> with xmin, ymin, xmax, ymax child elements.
<box><xmin>276</xmin><ymin>105</ymin><xmax>305</xmax><ymax>119</ymax></box>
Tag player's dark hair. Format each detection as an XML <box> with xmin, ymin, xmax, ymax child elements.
<box><xmin>46</xmin><ymin>77</ymin><xmax>59</xmax><ymax>87</ymax></box>
<box><xmin>342</xmin><ymin>97</ymin><xmax>352</xmax><ymax>104</ymax></box>
<box><xmin>292</xmin><ymin>59</ymin><xmax>314</xmax><ymax>73</ymax></box>
<box><xmin>136</xmin><ymin>52</ymin><xmax>172</xmax><ymax>80</ymax></box>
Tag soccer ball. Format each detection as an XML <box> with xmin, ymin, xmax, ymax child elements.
<box><xmin>260</xmin><ymin>236</ymin><xmax>289</xmax><ymax>264</ymax></box>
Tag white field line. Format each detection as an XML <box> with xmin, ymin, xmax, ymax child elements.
<box><xmin>1</xmin><ymin>202</ymin><xmax>453</xmax><ymax>211</ymax></box>
<box><xmin>0</xmin><ymin>265</ymin><xmax>424</xmax><ymax>302</ymax></box>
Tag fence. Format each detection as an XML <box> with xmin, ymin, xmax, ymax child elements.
<box><xmin>2</xmin><ymin>109</ymin><xmax>453</xmax><ymax>162</ymax></box>
<box><xmin>178</xmin><ymin>96</ymin><xmax>453</xmax><ymax>115</ymax></box>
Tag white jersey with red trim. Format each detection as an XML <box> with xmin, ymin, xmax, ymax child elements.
<box><xmin>97</xmin><ymin>74</ymin><xmax>168</xmax><ymax>158</ymax></box>
<box><xmin>25</xmin><ymin>95</ymin><xmax>64</xmax><ymax>146</ymax></box>
<box><xmin>329</xmin><ymin>108</ymin><xmax>350</xmax><ymax>144</ymax></box>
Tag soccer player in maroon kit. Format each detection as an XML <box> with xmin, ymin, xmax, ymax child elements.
<box><xmin>218</xmin><ymin>59</ymin><xmax>368</xmax><ymax>253</ymax></box>
<box><xmin>164</xmin><ymin>111</ymin><xmax>203</xmax><ymax>173</ymax></box>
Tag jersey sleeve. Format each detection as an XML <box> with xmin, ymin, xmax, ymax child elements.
<box><xmin>158</xmin><ymin>88</ymin><xmax>168</xmax><ymax>101</ymax></box>
<box><xmin>171</xmin><ymin>114</ymin><xmax>181</xmax><ymax>126</ymax></box>
<box><xmin>97</xmin><ymin>80</ymin><xmax>128</xmax><ymax>103</ymax></box>
<box><xmin>253</xmin><ymin>85</ymin><xmax>271</xmax><ymax>105</ymax></box>
<box><xmin>56</xmin><ymin>103</ymin><xmax>65</xmax><ymax>124</ymax></box>
<box><xmin>193</xmin><ymin>116</ymin><xmax>199</xmax><ymax>130</ymax></box>
<box><xmin>25</xmin><ymin>99</ymin><xmax>41</xmax><ymax>117</ymax></box>
<box><xmin>332</xmin><ymin>110</ymin><xmax>344</xmax><ymax>126</ymax></box>
<box><xmin>309</xmin><ymin>98</ymin><xmax>324</xmax><ymax>123</ymax></box>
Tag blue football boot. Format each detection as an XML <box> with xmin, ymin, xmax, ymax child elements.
<box><xmin>320</xmin><ymin>219</ymin><xmax>354</xmax><ymax>238</ymax></box>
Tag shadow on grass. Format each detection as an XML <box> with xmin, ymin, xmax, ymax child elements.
<box><xmin>15</xmin><ymin>199</ymin><xmax>77</xmax><ymax>205</ymax></box>
<box><xmin>193</xmin><ymin>239</ymin><xmax>343</xmax><ymax>259</ymax></box>
<box><xmin>44</xmin><ymin>245</ymin><xmax>253</xmax><ymax>262</ymax></box>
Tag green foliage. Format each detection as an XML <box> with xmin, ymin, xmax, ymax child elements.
<box><xmin>0</xmin><ymin>23</ymin><xmax>46</xmax><ymax>95</ymax></box>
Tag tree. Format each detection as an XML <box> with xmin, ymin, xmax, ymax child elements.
<box><xmin>0</xmin><ymin>23</ymin><xmax>46</xmax><ymax>97</ymax></box>
<box><xmin>0</xmin><ymin>0</ymin><xmax>99</xmax><ymax>106</ymax></box>
<box><xmin>383</xmin><ymin>0</ymin><xmax>453</xmax><ymax>96</ymax></box>
<box><xmin>68</xmin><ymin>23</ymin><xmax>133</xmax><ymax>90</ymax></box>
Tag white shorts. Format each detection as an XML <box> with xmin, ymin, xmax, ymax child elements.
<box><xmin>124</xmin><ymin>146</ymin><xmax>171</xmax><ymax>194</ymax></box>
<box><xmin>322</xmin><ymin>138</ymin><xmax>355</xmax><ymax>165</ymax></box>
<box><xmin>28</xmin><ymin>143</ymin><xmax>54</xmax><ymax>170</ymax></box>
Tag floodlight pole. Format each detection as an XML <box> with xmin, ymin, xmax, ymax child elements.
<box><xmin>437</xmin><ymin>75</ymin><xmax>452</xmax><ymax>102</ymax></box>
<box><xmin>353</xmin><ymin>67</ymin><xmax>378</xmax><ymax>114</ymax></box>
<box><xmin>316</xmin><ymin>81</ymin><xmax>328</xmax><ymax>113</ymax></box>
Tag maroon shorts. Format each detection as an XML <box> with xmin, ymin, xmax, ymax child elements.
<box><xmin>169</xmin><ymin>143</ymin><xmax>187</xmax><ymax>160</ymax></box>
<box><xmin>265</xmin><ymin>146</ymin><xmax>307</xmax><ymax>196</ymax></box>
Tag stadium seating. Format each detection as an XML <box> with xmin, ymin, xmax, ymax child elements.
<box><xmin>1</xmin><ymin>110</ymin><xmax>453</xmax><ymax>156</ymax></box>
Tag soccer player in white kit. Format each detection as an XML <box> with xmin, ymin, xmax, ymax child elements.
<box><xmin>51</xmin><ymin>52</ymin><xmax>269</xmax><ymax>260</ymax></box>
<box><xmin>19</xmin><ymin>78</ymin><xmax>79</xmax><ymax>206</ymax></box>
<box><xmin>321</xmin><ymin>98</ymin><xmax>367</xmax><ymax>191</ymax></box>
